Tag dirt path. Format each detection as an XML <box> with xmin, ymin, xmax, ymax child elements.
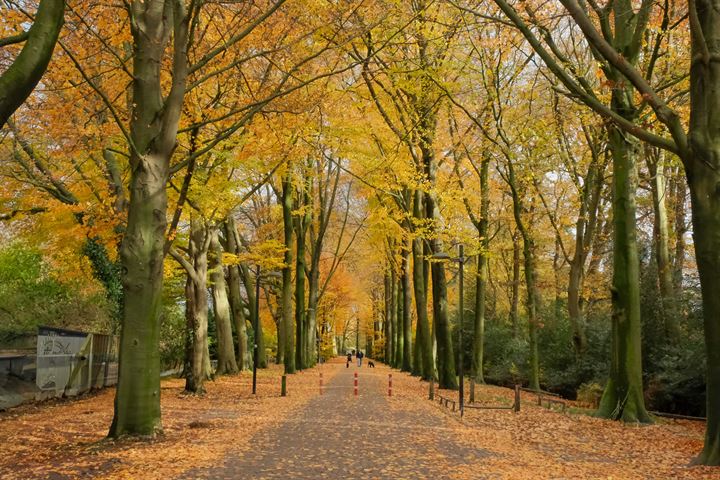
<box><xmin>186</xmin><ymin>359</ymin><xmax>487</xmax><ymax>479</ymax></box>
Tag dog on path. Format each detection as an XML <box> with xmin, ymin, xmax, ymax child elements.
<box><xmin>368</xmin><ymin>360</ymin><xmax>375</xmax><ymax>368</ymax></box>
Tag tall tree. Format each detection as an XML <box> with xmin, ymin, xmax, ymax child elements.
<box><xmin>210</xmin><ymin>229</ymin><xmax>239</xmax><ymax>374</ymax></box>
<box><xmin>487</xmin><ymin>0</ymin><xmax>653</xmax><ymax>423</ymax></box>
<box><xmin>486</xmin><ymin>0</ymin><xmax>720</xmax><ymax>461</ymax></box>
<box><xmin>110</xmin><ymin>0</ymin><xmax>191</xmax><ymax>437</ymax></box>
<box><xmin>169</xmin><ymin>216</ymin><xmax>213</xmax><ymax>394</ymax></box>
<box><xmin>225</xmin><ymin>217</ymin><xmax>251</xmax><ymax>370</ymax></box>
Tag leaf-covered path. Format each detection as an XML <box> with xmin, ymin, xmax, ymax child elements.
<box><xmin>0</xmin><ymin>357</ymin><xmax>717</xmax><ymax>479</ymax></box>
<box><xmin>186</xmin><ymin>358</ymin><xmax>484</xmax><ymax>479</ymax></box>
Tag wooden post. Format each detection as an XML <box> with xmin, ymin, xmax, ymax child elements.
<box><xmin>429</xmin><ymin>377</ymin><xmax>434</xmax><ymax>400</ymax></box>
<box><xmin>281</xmin><ymin>375</ymin><xmax>287</xmax><ymax>397</ymax></box>
<box><xmin>469</xmin><ymin>378</ymin><xmax>475</xmax><ymax>404</ymax></box>
<box><xmin>514</xmin><ymin>384</ymin><xmax>521</xmax><ymax>413</ymax></box>
<box><xmin>319</xmin><ymin>372</ymin><xmax>323</xmax><ymax>395</ymax></box>
<box><xmin>388</xmin><ymin>373</ymin><xmax>392</xmax><ymax>397</ymax></box>
<box><xmin>354</xmin><ymin>372</ymin><xmax>358</xmax><ymax>396</ymax></box>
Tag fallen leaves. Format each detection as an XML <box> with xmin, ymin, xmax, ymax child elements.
<box><xmin>0</xmin><ymin>363</ymin><xmax>337</xmax><ymax>479</ymax></box>
<box><xmin>387</xmin><ymin>369</ymin><xmax>717</xmax><ymax>479</ymax></box>
<box><xmin>1</xmin><ymin>359</ymin><xmax>716</xmax><ymax>479</ymax></box>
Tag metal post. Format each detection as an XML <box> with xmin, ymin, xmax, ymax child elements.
<box><xmin>252</xmin><ymin>264</ymin><xmax>260</xmax><ymax>395</ymax></box>
<box><xmin>388</xmin><ymin>373</ymin><xmax>393</xmax><ymax>397</ymax></box>
<box><xmin>354</xmin><ymin>372</ymin><xmax>358</xmax><ymax>396</ymax></box>
<box><xmin>458</xmin><ymin>244</ymin><xmax>464</xmax><ymax>418</ymax></box>
<box><xmin>319</xmin><ymin>372</ymin><xmax>324</xmax><ymax>395</ymax></box>
<box><xmin>355</xmin><ymin>315</ymin><xmax>359</xmax><ymax>355</ymax></box>
<box><xmin>88</xmin><ymin>334</ymin><xmax>94</xmax><ymax>390</ymax></box>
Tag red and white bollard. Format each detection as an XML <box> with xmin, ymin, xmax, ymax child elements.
<box><xmin>354</xmin><ymin>372</ymin><xmax>358</xmax><ymax>396</ymax></box>
<box><xmin>388</xmin><ymin>373</ymin><xmax>393</xmax><ymax>397</ymax></box>
<box><xmin>319</xmin><ymin>372</ymin><xmax>324</xmax><ymax>395</ymax></box>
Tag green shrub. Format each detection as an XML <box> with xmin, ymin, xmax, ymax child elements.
<box><xmin>0</xmin><ymin>243</ymin><xmax>110</xmax><ymax>344</ymax></box>
<box><xmin>577</xmin><ymin>382</ymin><xmax>604</xmax><ymax>408</ymax></box>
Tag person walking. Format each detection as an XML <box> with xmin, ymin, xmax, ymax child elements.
<box><xmin>357</xmin><ymin>350</ymin><xmax>364</xmax><ymax>367</ymax></box>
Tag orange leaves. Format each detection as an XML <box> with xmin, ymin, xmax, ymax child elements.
<box><xmin>0</xmin><ymin>364</ymin><xmax>334</xmax><ymax>479</ymax></box>
<box><xmin>388</xmin><ymin>369</ymin><xmax>716</xmax><ymax>479</ymax></box>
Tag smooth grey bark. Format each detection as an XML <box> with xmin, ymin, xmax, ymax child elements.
<box><xmin>210</xmin><ymin>229</ymin><xmax>238</xmax><ymax>375</ymax></box>
<box><xmin>110</xmin><ymin>0</ymin><xmax>190</xmax><ymax>438</ymax></box>
<box><xmin>401</xmin><ymin>243</ymin><xmax>413</xmax><ymax>372</ymax></box>
<box><xmin>395</xmin><ymin>273</ymin><xmax>403</xmax><ymax>367</ymax></box>
<box><xmin>224</xmin><ymin>217</ymin><xmax>250</xmax><ymax>370</ymax></box>
<box><xmin>0</xmin><ymin>0</ymin><xmax>64</xmax><ymax>127</ymax></box>
<box><xmin>646</xmin><ymin>148</ymin><xmax>679</xmax><ymax>337</ymax></box>
<box><xmin>670</xmin><ymin>171</ymin><xmax>687</xmax><ymax>297</ymax></box>
<box><xmin>241</xmin><ymin>263</ymin><xmax>266</xmax><ymax>368</ymax></box>
<box><xmin>170</xmin><ymin>217</ymin><xmax>213</xmax><ymax>394</ymax></box>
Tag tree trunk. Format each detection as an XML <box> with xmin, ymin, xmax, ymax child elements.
<box><xmin>553</xmin><ymin>238</ymin><xmax>564</xmax><ymax>323</ymax></box>
<box><xmin>180</xmin><ymin>217</ymin><xmax>213</xmax><ymax>394</ymax></box>
<box><xmin>109</xmin><ymin>89</ymin><xmax>167</xmax><ymax>435</ymax></box>
<box><xmin>307</xmin><ymin>254</ymin><xmax>320</xmax><ymax>367</ymax></box>
<box><xmin>687</xmin><ymin>9</ymin><xmax>720</xmax><ymax>458</ymax></box>
<box><xmin>687</xmin><ymin>162</ymin><xmax>720</xmax><ymax>464</ymax></box>
<box><xmin>109</xmin><ymin>0</ymin><xmax>190</xmax><ymax>437</ymax></box>
<box><xmin>242</xmin><ymin>265</ymin><xmax>266</xmax><ymax>369</ymax></box>
<box><xmin>567</xmin><ymin>254</ymin><xmax>585</xmax><ymax>353</ymax></box>
<box><xmin>596</xmin><ymin>118</ymin><xmax>650</xmax><ymax>423</ymax></box>
<box><xmin>506</xmin><ymin>160</ymin><xmax>540</xmax><ymax>391</ymax></box>
<box><xmin>228</xmin><ymin>263</ymin><xmax>250</xmax><ymax>370</ymax></box>
<box><xmin>225</xmin><ymin>218</ymin><xmax>250</xmax><ymax>370</ymax></box>
<box><xmin>428</xmin><ymin>225</ymin><xmax>457</xmax><ymax>388</ymax></box>
<box><xmin>294</xmin><ymin>216</ymin><xmax>308</xmax><ymax>370</ymax></box>
<box><xmin>566</xmin><ymin>132</ymin><xmax>603</xmax><ymax>356</ymax></box>
<box><xmin>210</xmin><ymin>229</ymin><xmax>238</xmax><ymax>375</ymax></box>
<box><xmin>388</xmin><ymin>265</ymin><xmax>397</xmax><ymax>365</ymax></box>
<box><xmin>412</xmin><ymin>192</ymin><xmax>433</xmax><ymax>380</ymax></box>
<box><xmin>510</xmin><ymin>231</ymin><xmax>521</xmax><ymax>338</ymax></box>
<box><xmin>646</xmin><ymin>149</ymin><xmax>679</xmax><ymax>337</ymax></box>
<box><xmin>522</xmin><ymin>234</ymin><xmax>541</xmax><ymax>392</ymax></box>
<box><xmin>671</xmin><ymin>172</ymin><xmax>687</xmax><ymax>297</ymax></box>
<box><xmin>471</xmin><ymin>153</ymin><xmax>490</xmax><ymax>386</ymax></box>
<box><xmin>594</xmin><ymin>6</ymin><xmax>650</xmax><ymax>422</ymax></box>
<box><xmin>401</xmin><ymin>244</ymin><xmax>413</xmax><ymax>372</ymax></box>
<box><xmin>281</xmin><ymin>174</ymin><xmax>295</xmax><ymax>373</ymax></box>
<box><xmin>395</xmin><ymin>274</ymin><xmax>404</xmax><ymax>367</ymax></box>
